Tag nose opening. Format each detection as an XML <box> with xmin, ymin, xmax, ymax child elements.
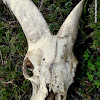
<box><xmin>45</xmin><ymin>84</ymin><xmax>55</xmax><ymax>100</ymax></box>
<box><xmin>45</xmin><ymin>90</ymin><xmax>55</xmax><ymax>100</ymax></box>
<box><xmin>23</xmin><ymin>58</ymin><xmax>34</xmax><ymax>78</ymax></box>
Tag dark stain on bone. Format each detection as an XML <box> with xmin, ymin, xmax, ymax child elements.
<box><xmin>61</xmin><ymin>95</ymin><xmax>64</xmax><ymax>99</ymax></box>
<box><xmin>61</xmin><ymin>56</ymin><xmax>63</xmax><ymax>59</ymax></box>
<box><xmin>55</xmin><ymin>76</ymin><xmax>57</xmax><ymax>78</ymax></box>
<box><xmin>43</xmin><ymin>58</ymin><xmax>45</xmax><ymax>61</ymax></box>
<box><xmin>57</xmin><ymin>86</ymin><xmax>59</xmax><ymax>88</ymax></box>
<box><xmin>66</xmin><ymin>61</ymin><xmax>68</xmax><ymax>63</ymax></box>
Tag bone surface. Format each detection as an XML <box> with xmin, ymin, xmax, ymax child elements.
<box><xmin>3</xmin><ymin>0</ymin><xmax>85</xmax><ymax>100</ymax></box>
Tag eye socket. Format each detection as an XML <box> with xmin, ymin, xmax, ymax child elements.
<box><xmin>23</xmin><ymin>59</ymin><xmax>34</xmax><ymax>77</ymax></box>
<box><xmin>26</xmin><ymin>60</ymin><xmax>34</xmax><ymax>70</ymax></box>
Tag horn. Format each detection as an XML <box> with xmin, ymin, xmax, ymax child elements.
<box><xmin>3</xmin><ymin>0</ymin><xmax>51</xmax><ymax>44</ymax></box>
<box><xmin>57</xmin><ymin>0</ymin><xmax>85</xmax><ymax>43</ymax></box>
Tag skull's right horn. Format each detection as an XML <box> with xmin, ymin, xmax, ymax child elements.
<box><xmin>58</xmin><ymin>0</ymin><xmax>85</xmax><ymax>44</ymax></box>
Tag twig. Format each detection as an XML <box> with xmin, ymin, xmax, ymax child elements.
<box><xmin>0</xmin><ymin>50</ymin><xmax>4</xmax><ymax>65</ymax></box>
<box><xmin>95</xmin><ymin>0</ymin><xmax>97</xmax><ymax>23</ymax></box>
<box><xmin>71</xmin><ymin>94</ymin><xmax>77</xmax><ymax>100</ymax></box>
<box><xmin>39</xmin><ymin>0</ymin><xmax>44</xmax><ymax>10</ymax></box>
<box><xmin>1</xmin><ymin>80</ymin><xmax>25</xmax><ymax>93</ymax></box>
<box><xmin>0</xmin><ymin>17</ymin><xmax>7</xmax><ymax>22</ymax></box>
<box><xmin>76</xmin><ymin>91</ymin><xmax>83</xmax><ymax>97</ymax></box>
<box><xmin>1</xmin><ymin>80</ymin><xmax>13</xmax><ymax>84</ymax></box>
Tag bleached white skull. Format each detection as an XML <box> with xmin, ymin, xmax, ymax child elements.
<box><xmin>3</xmin><ymin>0</ymin><xmax>85</xmax><ymax>100</ymax></box>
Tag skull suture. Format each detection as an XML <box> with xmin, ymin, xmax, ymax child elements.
<box><xmin>3</xmin><ymin>0</ymin><xmax>85</xmax><ymax>100</ymax></box>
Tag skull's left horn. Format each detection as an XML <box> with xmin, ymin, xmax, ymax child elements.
<box><xmin>3</xmin><ymin>0</ymin><xmax>51</xmax><ymax>44</ymax></box>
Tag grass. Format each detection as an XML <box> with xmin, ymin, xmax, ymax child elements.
<box><xmin>0</xmin><ymin>0</ymin><xmax>100</xmax><ymax>100</ymax></box>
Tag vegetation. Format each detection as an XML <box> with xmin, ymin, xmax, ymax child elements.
<box><xmin>0</xmin><ymin>0</ymin><xmax>100</xmax><ymax>100</ymax></box>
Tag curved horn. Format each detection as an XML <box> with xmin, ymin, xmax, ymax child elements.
<box><xmin>3</xmin><ymin>0</ymin><xmax>51</xmax><ymax>43</ymax></box>
<box><xmin>57</xmin><ymin>0</ymin><xmax>85</xmax><ymax>43</ymax></box>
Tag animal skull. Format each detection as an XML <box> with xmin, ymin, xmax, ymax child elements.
<box><xmin>3</xmin><ymin>0</ymin><xmax>85</xmax><ymax>100</ymax></box>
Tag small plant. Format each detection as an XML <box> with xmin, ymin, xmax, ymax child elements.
<box><xmin>77</xmin><ymin>49</ymin><xmax>100</xmax><ymax>99</ymax></box>
<box><xmin>76</xmin><ymin>1</ymin><xmax>100</xmax><ymax>99</ymax></box>
<box><xmin>88</xmin><ymin>0</ymin><xmax>100</xmax><ymax>51</ymax></box>
<box><xmin>83</xmin><ymin>49</ymin><xmax>100</xmax><ymax>88</ymax></box>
